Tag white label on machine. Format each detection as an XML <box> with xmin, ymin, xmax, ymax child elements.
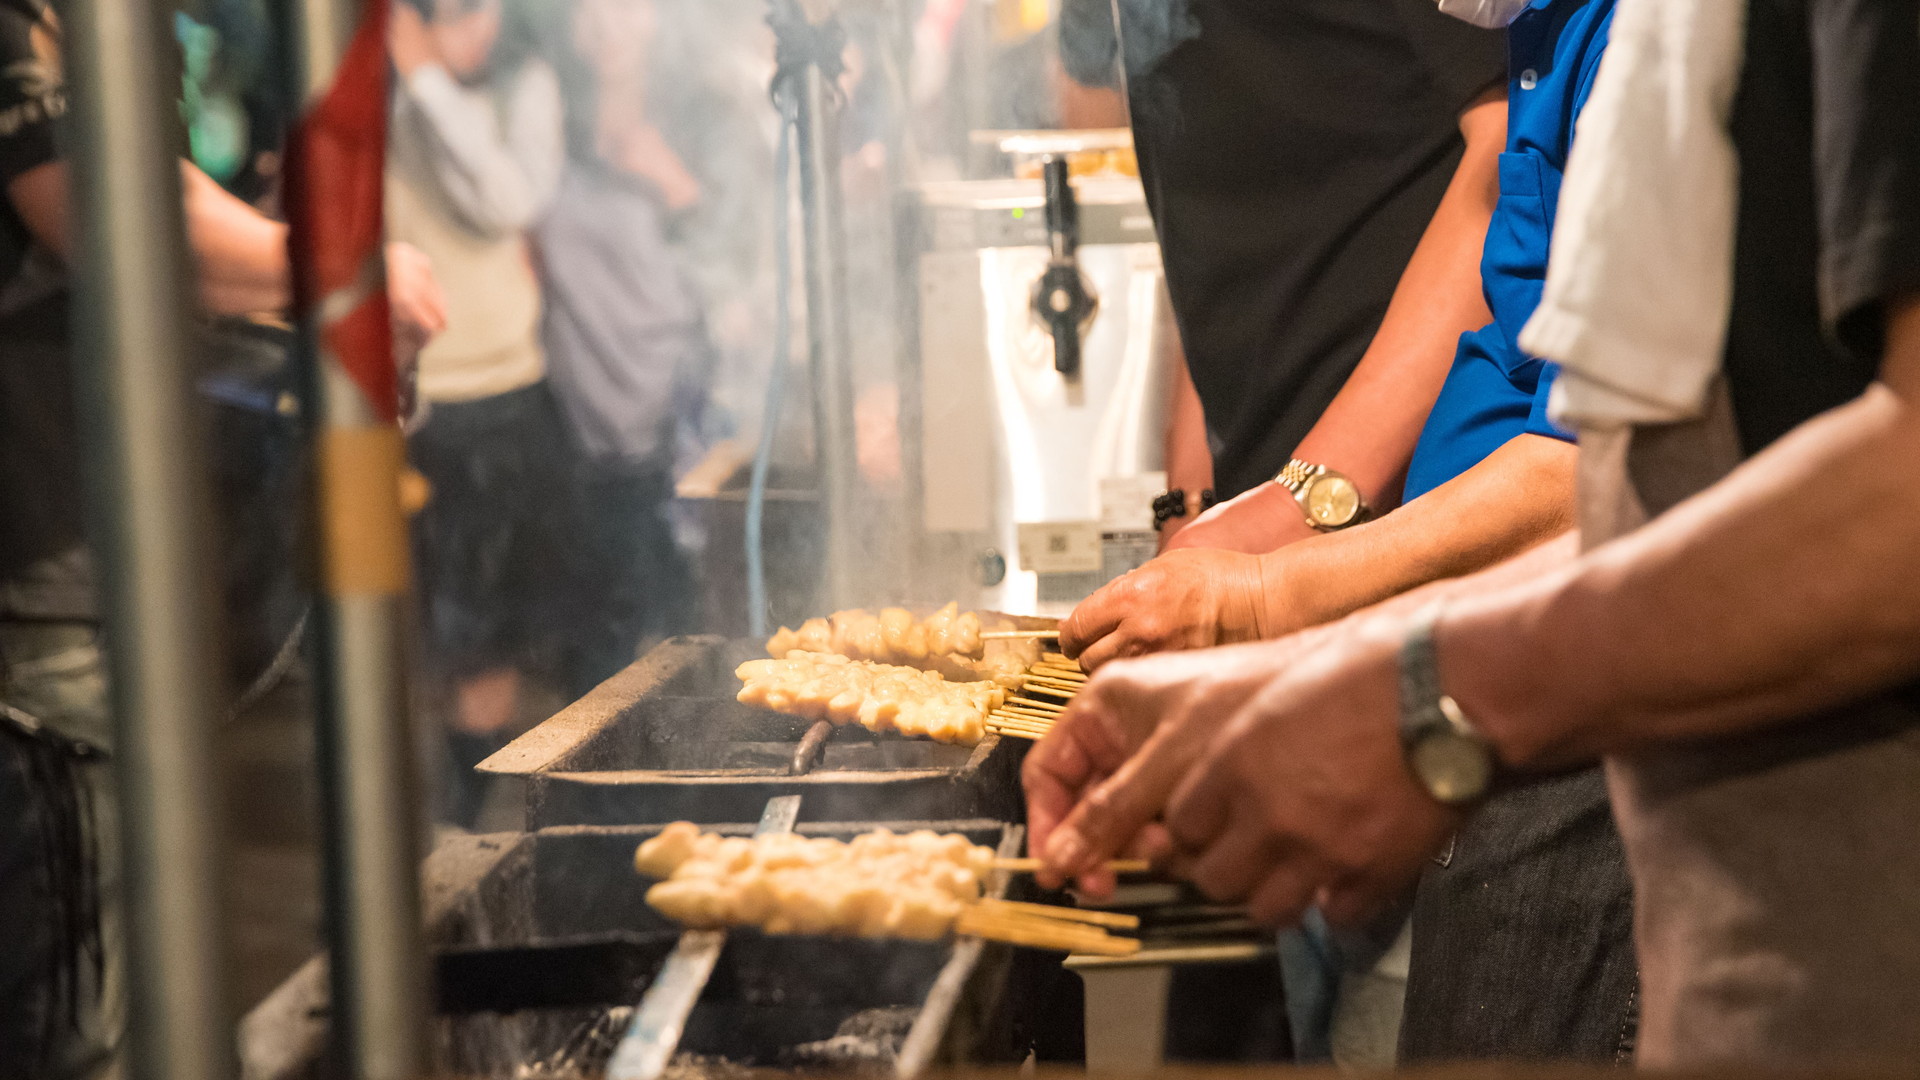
<box><xmin>1018</xmin><ymin>520</ymin><xmax>1103</xmax><ymax>574</ymax></box>
<box><xmin>1099</xmin><ymin>472</ymin><xmax>1165</xmax><ymax>532</ymax></box>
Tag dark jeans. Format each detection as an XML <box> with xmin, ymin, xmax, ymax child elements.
<box><xmin>0</xmin><ymin>623</ymin><xmax>116</xmax><ymax>1080</ymax></box>
<box><xmin>1400</xmin><ymin>767</ymin><xmax>1638</xmax><ymax>1063</ymax></box>
<box><xmin>408</xmin><ymin>383</ymin><xmax>577</xmax><ymax>682</ymax></box>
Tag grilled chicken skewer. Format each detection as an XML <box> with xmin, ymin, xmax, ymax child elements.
<box><xmin>736</xmin><ymin>652</ymin><xmax>1007</xmax><ymax>745</ymax></box>
<box><xmin>764</xmin><ymin>603</ymin><xmax>1044</xmax><ymax>687</ymax></box>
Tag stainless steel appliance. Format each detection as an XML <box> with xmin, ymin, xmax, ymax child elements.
<box><xmin>904</xmin><ymin>143</ymin><xmax>1173</xmax><ymax>617</ymax></box>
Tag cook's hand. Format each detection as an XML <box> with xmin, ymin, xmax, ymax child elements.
<box><xmin>1165</xmin><ymin>483</ymin><xmax>1318</xmax><ymax>555</ymax></box>
<box><xmin>1026</xmin><ymin>637</ymin><xmax>1324</xmax><ymax>896</ymax></box>
<box><xmin>1164</xmin><ymin>618</ymin><xmax>1460</xmax><ymax>928</ymax></box>
<box><xmin>1059</xmin><ymin>549</ymin><xmax>1272</xmax><ymax>673</ymax></box>
<box><xmin>388</xmin><ymin>1</ymin><xmax>438</xmax><ymax>78</ymax></box>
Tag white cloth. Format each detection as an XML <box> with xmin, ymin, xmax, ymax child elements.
<box><xmin>1519</xmin><ymin>0</ymin><xmax>1749</xmax><ymax>427</ymax></box>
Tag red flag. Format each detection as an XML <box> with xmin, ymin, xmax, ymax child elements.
<box><xmin>284</xmin><ymin>0</ymin><xmax>398</xmax><ymax>422</ymax></box>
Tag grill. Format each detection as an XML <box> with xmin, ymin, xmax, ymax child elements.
<box><xmin>477</xmin><ymin>637</ymin><xmax>1029</xmax><ymax>828</ymax></box>
<box><xmin>242</xmin><ymin>819</ymin><xmax>1033</xmax><ymax>1079</ymax></box>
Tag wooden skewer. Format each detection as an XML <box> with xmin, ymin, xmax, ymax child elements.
<box><xmin>954</xmin><ymin>907</ymin><xmax>1140</xmax><ymax>957</ymax></box>
<box><xmin>989</xmin><ymin>721</ymin><xmax>1053</xmax><ymax>737</ymax></box>
<box><xmin>980</xmin><ymin>629</ymin><xmax>1061</xmax><ymax>641</ymax></box>
<box><xmin>989</xmin><ymin>717</ymin><xmax>1054</xmax><ymax>733</ymax></box>
<box><xmin>998</xmin><ymin>701</ymin><xmax>1061</xmax><ymax>716</ymax></box>
<box><xmin>987</xmin><ymin>727</ymin><xmax>1041</xmax><ymax>741</ymax></box>
<box><xmin>1019</xmin><ymin>681</ymin><xmax>1077</xmax><ymax>698</ymax></box>
<box><xmin>1031</xmin><ymin>664</ymin><xmax>1088</xmax><ymax>680</ymax></box>
<box><xmin>1021</xmin><ymin>675</ymin><xmax>1086</xmax><ymax>694</ymax></box>
<box><xmin>992</xmin><ymin>857</ymin><xmax>1151</xmax><ymax>875</ymax></box>
<box><xmin>1044</xmin><ymin>652</ymin><xmax>1073</xmax><ymax>665</ymax></box>
<box><xmin>973</xmin><ymin>897</ymin><xmax>1141</xmax><ymax>929</ymax></box>
<box><xmin>1008</xmin><ymin>695</ymin><xmax>1066</xmax><ymax>711</ymax></box>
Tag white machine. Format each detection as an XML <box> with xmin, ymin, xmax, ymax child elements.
<box><xmin>903</xmin><ymin>134</ymin><xmax>1174</xmax><ymax>616</ymax></box>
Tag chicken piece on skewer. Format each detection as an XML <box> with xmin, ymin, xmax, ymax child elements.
<box><xmin>736</xmin><ymin>652</ymin><xmax>1002</xmax><ymax>745</ymax></box>
<box><xmin>638</xmin><ymin>822</ymin><xmax>1000</xmax><ymax>941</ymax></box>
<box><xmin>766</xmin><ymin>603</ymin><xmax>993</xmax><ymax>666</ymax></box>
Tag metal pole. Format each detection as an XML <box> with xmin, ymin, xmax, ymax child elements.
<box><xmin>791</xmin><ymin>19</ymin><xmax>862</xmax><ymax>610</ymax></box>
<box><xmin>281</xmin><ymin>0</ymin><xmax>429</xmax><ymax>1076</ymax></box>
<box><xmin>63</xmin><ymin>0</ymin><xmax>234</xmax><ymax>1073</ymax></box>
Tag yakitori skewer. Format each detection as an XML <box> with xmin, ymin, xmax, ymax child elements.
<box><xmin>972</xmin><ymin>898</ymin><xmax>1141</xmax><ymax>928</ymax></box>
<box><xmin>952</xmin><ymin>906</ymin><xmax>1139</xmax><ymax>956</ymax></box>
<box><xmin>636</xmin><ymin>823</ymin><xmax>1140</xmax><ymax>956</ymax></box>
<box><xmin>989</xmin><ymin>858</ymin><xmax>1151</xmax><ymax>878</ymax></box>
<box><xmin>980</xmin><ymin>629</ymin><xmax>1061</xmax><ymax>641</ymax></box>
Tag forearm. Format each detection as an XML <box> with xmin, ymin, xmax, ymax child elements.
<box><xmin>1160</xmin><ymin>340</ymin><xmax>1215</xmax><ymax>544</ymax></box>
<box><xmin>1258</xmin><ymin>433</ymin><xmax>1576</xmax><ymax>632</ymax></box>
<box><xmin>182</xmin><ymin>164</ymin><xmax>290</xmax><ymax>315</ymax></box>
<box><xmin>1444</xmin><ymin>381</ymin><xmax>1920</xmax><ymax>770</ymax></box>
<box><xmin>1287</xmin><ymin>88</ymin><xmax>1504</xmax><ymax>509</ymax></box>
<box><xmin>402</xmin><ymin>65</ymin><xmax>559</xmax><ymax>234</ymax></box>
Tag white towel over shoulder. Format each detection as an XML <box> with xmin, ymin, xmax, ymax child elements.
<box><xmin>1520</xmin><ymin>0</ymin><xmax>1749</xmax><ymax>427</ymax></box>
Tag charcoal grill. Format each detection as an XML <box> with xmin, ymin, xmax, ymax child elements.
<box><xmin>477</xmin><ymin>637</ymin><xmax>1029</xmax><ymax>828</ymax></box>
<box><xmin>241</xmin><ymin>818</ymin><xmax>1029</xmax><ymax>1079</ymax></box>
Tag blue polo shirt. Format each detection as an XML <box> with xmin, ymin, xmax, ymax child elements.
<box><xmin>1402</xmin><ymin>0</ymin><xmax>1614</xmax><ymax>501</ymax></box>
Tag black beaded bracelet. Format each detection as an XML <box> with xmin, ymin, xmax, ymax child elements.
<box><xmin>1152</xmin><ymin>488</ymin><xmax>1217</xmax><ymax>531</ymax></box>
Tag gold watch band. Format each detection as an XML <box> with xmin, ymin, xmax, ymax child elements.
<box><xmin>1276</xmin><ymin>458</ymin><xmax>1320</xmax><ymax>493</ymax></box>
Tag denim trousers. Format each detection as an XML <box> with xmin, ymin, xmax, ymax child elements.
<box><xmin>1399</xmin><ymin>767</ymin><xmax>1639</xmax><ymax>1063</ymax></box>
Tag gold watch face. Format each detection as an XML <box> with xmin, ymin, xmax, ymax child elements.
<box><xmin>1304</xmin><ymin>475</ymin><xmax>1362</xmax><ymax>528</ymax></box>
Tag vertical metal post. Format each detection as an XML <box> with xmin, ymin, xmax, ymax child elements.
<box><xmin>281</xmin><ymin>0</ymin><xmax>429</xmax><ymax>1077</ymax></box>
<box><xmin>63</xmin><ymin>0</ymin><xmax>235</xmax><ymax>1075</ymax></box>
<box><xmin>790</xmin><ymin>12</ymin><xmax>862</xmax><ymax>610</ymax></box>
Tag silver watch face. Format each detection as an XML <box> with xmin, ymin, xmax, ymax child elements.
<box><xmin>1303</xmin><ymin>474</ymin><xmax>1363</xmax><ymax>528</ymax></box>
<box><xmin>1409</xmin><ymin>731</ymin><xmax>1495</xmax><ymax>806</ymax></box>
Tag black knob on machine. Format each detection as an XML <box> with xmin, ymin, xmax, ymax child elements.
<box><xmin>1031</xmin><ymin>156</ymin><xmax>1098</xmax><ymax>378</ymax></box>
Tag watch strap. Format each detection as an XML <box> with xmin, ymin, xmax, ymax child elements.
<box><xmin>1398</xmin><ymin>604</ymin><xmax>1449</xmax><ymax>746</ymax></box>
<box><xmin>1276</xmin><ymin>458</ymin><xmax>1319</xmax><ymax>495</ymax></box>
<box><xmin>1398</xmin><ymin>604</ymin><xmax>1500</xmax><ymax>806</ymax></box>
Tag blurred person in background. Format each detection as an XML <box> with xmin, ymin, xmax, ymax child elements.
<box><xmin>387</xmin><ymin>0</ymin><xmax>569</xmax><ymax>826</ymax></box>
<box><xmin>535</xmin><ymin>0</ymin><xmax>707</xmax><ymax>692</ymax></box>
<box><xmin>2</xmin><ymin>0</ymin><xmax>443</xmax><ymax>1073</ymax></box>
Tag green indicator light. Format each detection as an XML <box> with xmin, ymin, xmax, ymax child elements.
<box><xmin>1011</xmin><ymin>207</ymin><xmax>1025</xmax><ymax>219</ymax></box>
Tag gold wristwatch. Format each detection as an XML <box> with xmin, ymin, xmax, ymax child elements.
<box><xmin>1276</xmin><ymin>458</ymin><xmax>1368</xmax><ymax>531</ymax></box>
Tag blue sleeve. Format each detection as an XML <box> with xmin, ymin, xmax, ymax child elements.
<box><xmin>1523</xmin><ymin>361</ymin><xmax>1575</xmax><ymax>441</ymax></box>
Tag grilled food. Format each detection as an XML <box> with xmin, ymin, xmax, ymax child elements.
<box><xmin>764</xmin><ymin>603</ymin><xmax>1039</xmax><ymax>687</ymax></box>
<box><xmin>636</xmin><ymin>822</ymin><xmax>996</xmax><ymax>939</ymax></box>
<box><xmin>735</xmin><ymin>651</ymin><xmax>1003</xmax><ymax>745</ymax></box>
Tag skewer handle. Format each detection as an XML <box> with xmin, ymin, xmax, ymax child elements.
<box><xmin>992</xmin><ymin>857</ymin><xmax>1151</xmax><ymax>874</ymax></box>
<box><xmin>981</xmin><ymin>629</ymin><xmax>1062</xmax><ymax>640</ymax></box>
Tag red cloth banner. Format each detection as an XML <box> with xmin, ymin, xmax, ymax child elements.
<box><xmin>284</xmin><ymin>0</ymin><xmax>397</xmax><ymax>422</ymax></box>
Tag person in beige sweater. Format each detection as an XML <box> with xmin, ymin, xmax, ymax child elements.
<box><xmin>387</xmin><ymin>0</ymin><xmax>573</xmax><ymax>825</ymax></box>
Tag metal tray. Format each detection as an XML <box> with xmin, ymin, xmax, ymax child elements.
<box><xmin>478</xmin><ymin>636</ymin><xmax>1028</xmax><ymax>828</ymax></box>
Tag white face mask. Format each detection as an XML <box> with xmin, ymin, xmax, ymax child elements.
<box><xmin>1435</xmin><ymin>0</ymin><xmax>1533</xmax><ymax>28</ymax></box>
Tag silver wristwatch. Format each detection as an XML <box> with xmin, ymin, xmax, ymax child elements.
<box><xmin>1276</xmin><ymin>458</ymin><xmax>1368</xmax><ymax>531</ymax></box>
<box><xmin>1398</xmin><ymin>606</ymin><xmax>1498</xmax><ymax>806</ymax></box>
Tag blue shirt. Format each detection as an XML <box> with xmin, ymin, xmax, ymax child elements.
<box><xmin>1402</xmin><ymin>0</ymin><xmax>1614</xmax><ymax>501</ymax></box>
